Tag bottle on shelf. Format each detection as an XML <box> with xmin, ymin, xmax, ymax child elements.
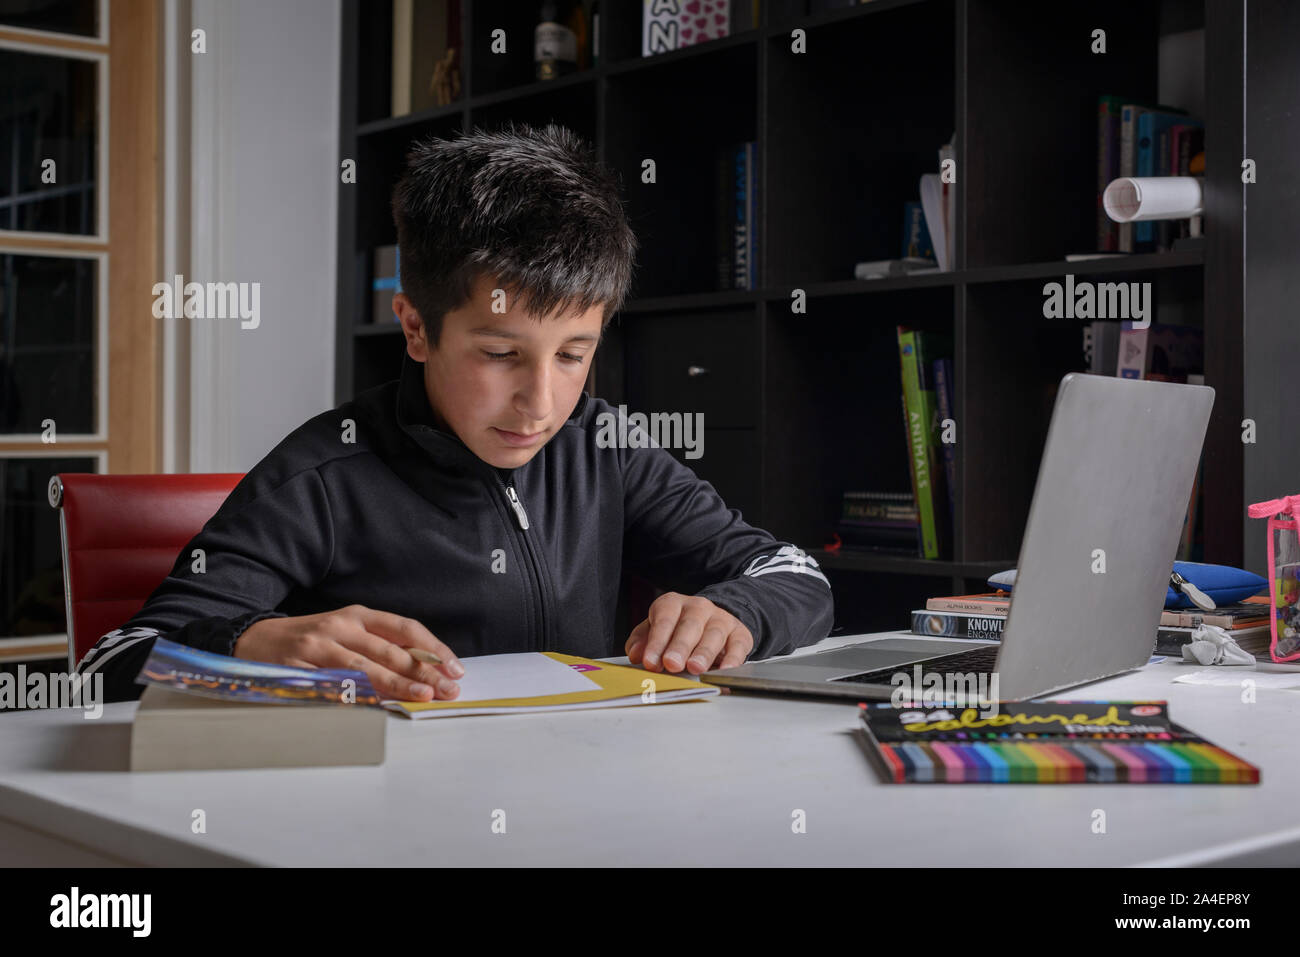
<box><xmin>536</xmin><ymin>0</ymin><xmax>588</xmax><ymax>80</ymax></box>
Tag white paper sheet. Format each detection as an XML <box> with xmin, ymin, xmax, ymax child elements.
<box><xmin>447</xmin><ymin>652</ymin><xmax>600</xmax><ymax>701</ymax></box>
<box><xmin>1173</xmin><ymin>668</ymin><xmax>1300</xmax><ymax>689</ymax></box>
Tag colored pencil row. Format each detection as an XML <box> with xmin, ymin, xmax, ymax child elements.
<box><xmin>874</xmin><ymin>739</ymin><xmax>1259</xmax><ymax>784</ymax></box>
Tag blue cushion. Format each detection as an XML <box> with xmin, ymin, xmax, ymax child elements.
<box><xmin>986</xmin><ymin>562</ymin><xmax>1266</xmax><ymax>609</ymax></box>
<box><xmin>1163</xmin><ymin>562</ymin><xmax>1267</xmax><ymax>608</ymax></box>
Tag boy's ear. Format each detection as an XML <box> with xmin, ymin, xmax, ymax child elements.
<box><xmin>394</xmin><ymin>294</ymin><xmax>428</xmax><ymax>361</ymax></box>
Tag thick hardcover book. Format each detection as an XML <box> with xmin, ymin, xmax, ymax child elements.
<box><xmin>911</xmin><ymin>610</ymin><xmax>1005</xmax><ymax>640</ymax></box>
<box><xmin>131</xmin><ymin>638</ymin><xmax>387</xmax><ymax>771</ymax></box>
<box><xmin>857</xmin><ymin>700</ymin><xmax>1260</xmax><ymax>784</ymax></box>
<box><xmin>132</xmin><ymin>684</ymin><xmax>387</xmax><ymax>771</ymax></box>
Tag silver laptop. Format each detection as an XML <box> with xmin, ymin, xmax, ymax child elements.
<box><xmin>702</xmin><ymin>372</ymin><xmax>1215</xmax><ymax>701</ymax></box>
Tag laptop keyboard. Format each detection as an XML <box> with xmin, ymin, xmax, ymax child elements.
<box><xmin>829</xmin><ymin>644</ymin><xmax>1001</xmax><ymax>686</ymax></box>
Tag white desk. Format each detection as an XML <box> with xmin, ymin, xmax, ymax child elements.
<box><xmin>2</xmin><ymin>631</ymin><xmax>1300</xmax><ymax>867</ymax></box>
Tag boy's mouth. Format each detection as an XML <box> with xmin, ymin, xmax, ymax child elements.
<box><xmin>493</xmin><ymin>427</ymin><xmax>545</xmax><ymax>447</ymax></box>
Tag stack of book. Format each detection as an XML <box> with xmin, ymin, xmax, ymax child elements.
<box><xmin>911</xmin><ymin>592</ymin><xmax>1271</xmax><ymax>656</ymax></box>
<box><xmin>833</xmin><ymin>491</ymin><xmax>919</xmax><ymax>553</ymax></box>
<box><xmin>1096</xmin><ymin>95</ymin><xmax>1204</xmax><ymax>254</ymax></box>
<box><xmin>830</xmin><ymin>328</ymin><xmax>955</xmax><ymax>560</ymax></box>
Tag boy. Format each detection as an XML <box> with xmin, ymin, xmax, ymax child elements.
<box><xmin>78</xmin><ymin>123</ymin><xmax>834</xmax><ymax>703</ymax></box>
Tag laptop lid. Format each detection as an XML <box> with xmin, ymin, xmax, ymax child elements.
<box><xmin>993</xmin><ymin>372</ymin><xmax>1214</xmax><ymax>699</ymax></box>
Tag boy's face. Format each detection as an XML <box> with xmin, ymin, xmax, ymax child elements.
<box><xmin>396</xmin><ymin>274</ymin><xmax>603</xmax><ymax>469</ymax></box>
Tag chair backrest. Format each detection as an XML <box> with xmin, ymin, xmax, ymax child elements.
<box><xmin>48</xmin><ymin>473</ymin><xmax>245</xmax><ymax>671</ymax></box>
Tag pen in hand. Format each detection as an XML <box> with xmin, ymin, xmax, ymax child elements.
<box><xmin>406</xmin><ymin>646</ymin><xmax>464</xmax><ymax>700</ymax></box>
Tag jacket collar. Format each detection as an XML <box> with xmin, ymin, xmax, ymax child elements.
<box><xmin>392</xmin><ymin>351</ymin><xmax>590</xmax><ymax>473</ymax></box>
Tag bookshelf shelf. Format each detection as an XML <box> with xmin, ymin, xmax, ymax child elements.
<box><xmin>604</xmin><ymin>29</ymin><xmax>758</xmax><ymax>71</ymax></box>
<box><xmin>465</xmin><ymin>67</ymin><xmax>598</xmax><ymax>110</ymax></box>
<box><xmin>355</xmin><ymin>99</ymin><xmax>466</xmax><ymax>137</ymax></box>
<box><xmin>960</xmin><ymin>250</ymin><xmax>1204</xmax><ymax>284</ymax></box>
<box><xmin>355</xmin><ymin>250</ymin><xmax>1205</xmax><ymax>337</ymax></box>
<box><xmin>338</xmin><ymin>0</ymin><xmax>1252</xmax><ymax>639</ymax></box>
<box><xmin>620</xmin><ymin>289</ymin><xmax>764</xmax><ymax>314</ymax></box>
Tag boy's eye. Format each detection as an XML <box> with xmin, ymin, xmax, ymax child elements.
<box><xmin>482</xmin><ymin>350</ymin><xmax>585</xmax><ymax>363</ymax></box>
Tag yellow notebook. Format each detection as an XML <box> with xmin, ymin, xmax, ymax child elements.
<box><xmin>383</xmin><ymin>652</ymin><xmax>719</xmax><ymax>719</ymax></box>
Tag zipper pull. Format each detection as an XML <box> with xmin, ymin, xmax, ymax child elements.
<box><xmin>505</xmin><ymin>485</ymin><xmax>530</xmax><ymax>530</ymax></box>
<box><xmin>1170</xmin><ymin>571</ymin><xmax>1215</xmax><ymax>611</ymax></box>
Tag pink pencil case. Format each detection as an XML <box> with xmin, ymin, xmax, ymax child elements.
<box><xmin>1247</xmin><ymin>494</ymin><xmax>1300</xmax><ymax>662</ymax></box>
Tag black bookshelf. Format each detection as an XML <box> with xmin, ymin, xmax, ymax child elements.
<box><xmin>337</xmin><ymin>0</ymin><xmax>1253</xmax><ymax>635</ymax></box>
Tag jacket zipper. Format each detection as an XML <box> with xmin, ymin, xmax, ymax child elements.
<box><xmin>494</xmin><ymin>474</ymin><xmax>548</xmax><ymax>652</ymax></box>
<box><xmin>505</xmin><ymin>486</ymin><xmax>529</xmax><ymax>529</ymax></box>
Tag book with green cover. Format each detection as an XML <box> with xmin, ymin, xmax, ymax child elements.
<box><xmin>897</xmin><ymin>327</ymin><xmax>939</xmax><ymax>558</ymax></box>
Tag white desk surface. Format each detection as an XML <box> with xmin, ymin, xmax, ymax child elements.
<box><xmin>2</xmin><ymin>631</ymin><xmax>1300</xmax><ymax>867</ymax></box>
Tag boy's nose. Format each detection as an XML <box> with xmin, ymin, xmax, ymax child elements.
<box><xmin>515</xmin><ymin>366</ymin><xmax>553</xmax><ymax>421</ymax></box>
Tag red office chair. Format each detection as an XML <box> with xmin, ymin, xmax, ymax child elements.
<box><xmin>48</xmin><ymin>473</ymin><xmax>245</xmax><ymax>672</ymax></box>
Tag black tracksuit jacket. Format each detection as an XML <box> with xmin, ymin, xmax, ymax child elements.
<box><xmin>78</xmin><ymin>353</ymin><xmax>835</xmax><ymax>702</ymax></box>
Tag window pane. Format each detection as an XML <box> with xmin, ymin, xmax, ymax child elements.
<box><xmin>0</xmin><ymin>253</ymin><xmax>98</xmax><ymax>434</ymax></box>
<box><xmin>0</xmin><ymin>47</ymin><xmax>98</xmax><ymax>234</ymax></box>
<box><xmin>0</xmin><ymin>456</ymin><xmax>97</xmax><ymax>641</ymax></box>
<box><xmin>0</xmin><ymin>0</ymin><xmax>98</xmax><ymax>38</ymax></box>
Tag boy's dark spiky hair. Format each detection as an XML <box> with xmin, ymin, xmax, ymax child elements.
<box><xmin>390</xmin><ymin>122</ymin><xmax>638</xmax><ymax>348</ymax></box>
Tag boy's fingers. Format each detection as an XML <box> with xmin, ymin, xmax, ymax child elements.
<box><xmin>339</xmin><ymin>629</ymin><xmax>443</xmax><ymax>689</ymax></box>
<box><xmin>312</xmin><ymin>639</ymin><xmax>451</xmax><ymax>702</ymax></box>
<box><xmin>625</xmin><ymin>619</ymin><xmax>650</xmax><ymax>660</ymax></box>
<box><xmin>333</xmin><ymin>630</ymin><xmax>460</xmax><ymax>701</ymax></box>
<box><xmin>660</xmin><ymin>612</ymin><xmax>710</xmax><ymax>672</ymax></box>
<box><xmin>685</xmin><ymin>622</ymin><xmax>730</xmax><ymax>674</ymax></box>
<box><xmin>717</xmin><ymin>632</ymin><xmax>752</xmax><ymax>670</ymax></box>
<box><xmin>641</xmin><ymin>594</ymin><xmax>685</xmax><ymax>669</ymax></box>
<box><xmin>347</xmin><ymin>605</ymin><xmax>464</xmax><ymax>679</ymax></box>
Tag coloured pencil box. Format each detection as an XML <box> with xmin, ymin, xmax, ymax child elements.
<box><xmin>1247</xmin><ymin>494</ymin><xmax>1300</xmax><ymax>662</ymax></box>
<box><xmin>987</xmin><ymin>562</ymin><xmax>1265</xmax><ymax>609</ymax></box>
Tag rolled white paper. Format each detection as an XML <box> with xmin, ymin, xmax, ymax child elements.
<box><xmin>1103</xmin><ymin>176</ymin><xmax>1203</xmax><ymax>222</ymax></box>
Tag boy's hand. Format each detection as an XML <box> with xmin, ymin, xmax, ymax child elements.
<box><xmin>625</xmin><ymin>592</ymin><xmax>754</xmax><ymax>674</ymax></box>
<box><xmin>234</xmin><ymin>604</ymin><xmax>464</xmax><ymax>702</ymax></box>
